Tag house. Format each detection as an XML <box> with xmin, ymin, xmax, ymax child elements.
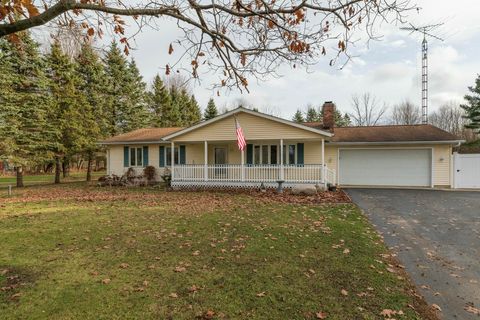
<box><xmin>101</xmin><ymin>102</ymin><xmax>463</xmax><ymax>188</ymax></box>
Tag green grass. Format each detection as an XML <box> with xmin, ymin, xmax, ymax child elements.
<box><xmin>0</xmin><ymin>184</ymin><xmax>425</xmax><ymax>319</ymax></box>
<box><xmin>0</xmin><ymin>171</ymin><xmax>105</xmax><ymax>188</ymax></box>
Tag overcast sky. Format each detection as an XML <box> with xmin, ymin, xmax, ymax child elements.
<box><xmin>102</xmin><ymin>0</ymin><xmax>480</xmax><ymax>119</ymax></box>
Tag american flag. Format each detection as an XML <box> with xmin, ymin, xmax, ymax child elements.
<box><xmin>235</xmin><ymin>117</ymin><xmax>247</xmax><ymax>151</ymax></box>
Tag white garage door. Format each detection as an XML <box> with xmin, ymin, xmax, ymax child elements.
<box><xmin>339</xmin><ymin>149</ymin><xmax>432</xmax><ymax>187</ymax></box>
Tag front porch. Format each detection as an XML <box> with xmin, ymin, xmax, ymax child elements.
<box><xmin>167</xmin><ymin>138</ymin><xmax>336</xmax><ymax>188</ymax></box>
<box><xmin>171</xmin><ymin>163</ymin><xmax>336</xmax><ymax>188</ymax></box>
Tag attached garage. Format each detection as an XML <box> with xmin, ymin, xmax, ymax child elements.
<box><xmin>339</xmin><ymin>148</ymin><xmax>432</xmax><ymax>187</ymax></box>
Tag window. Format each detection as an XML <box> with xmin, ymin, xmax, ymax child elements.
<box><xmin>253</xmin><ymin>144</ymin><xmax>279</xmax><ymax>165</ymax></box>
<box><xmin>261</xmin><ymin>145</ymin><xmax>269</xmax><ymax>164</ymax></box>
<box><xmin>270</xmin><ymin>145</ymin><xmax>277</xmax><ymax>164</ymax></box>
<box><xmin>130</xmin><ymin>147</ymin><xmax>143</xmax><ymax>167</ymax></box>
<box><xmin>166</xmin><ymin>147</ymin><xmax>179</xmax><ymax>166</ymax></box>
<box><xmin>282</xmin><ymin>144</ymin><xmax>296</xmax><ymax>165</ymax></box>
<box><xmin>254</xmin><ymin>145</ymin><xmax>261</xmax><ymax>164</ymax></box>
<box><xmin>288</xmin><ymin>145</ymin><xmax>296</xmax><ymax>165</ymax></box>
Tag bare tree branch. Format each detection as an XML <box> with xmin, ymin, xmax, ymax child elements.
<box><xmin>1</xmin><ymin>0</ymin><xmax>416</xmax><ymax>89</ymax></box>
<box><xmin>349</xmin><ymin>93</ymin><xmax>387</xmax><ymax>126</ymax></box>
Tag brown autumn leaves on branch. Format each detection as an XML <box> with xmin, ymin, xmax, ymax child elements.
<box><xmin>1</xmin><ymin>0</ymin><xmax>415</xmax><ymax>91</ymax></box>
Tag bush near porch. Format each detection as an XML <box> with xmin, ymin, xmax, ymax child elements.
<box><xmin>0</xmin><ymin>184</ymin><xmax>436</xmax><ymax>319</ymax></box>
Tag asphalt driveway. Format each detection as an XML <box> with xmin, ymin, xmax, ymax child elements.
<box><xmin>346</xmin><ymin>188</ymin><xmax>480</xmax><ymax>320</ymax></box>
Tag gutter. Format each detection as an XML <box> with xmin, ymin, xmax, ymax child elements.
<box><xmin>328</xmin><ymin>140</ymin><xmax>465</xmax><ymax>146</ymax></box>
<box><xmin>97</xmin><ymin>141</ymin><xmax>169</xmax><ymax>146</ymax></box>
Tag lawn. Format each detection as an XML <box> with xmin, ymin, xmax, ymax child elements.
<box><xmin>0</xmin><ymin>184</ymin><xmax>433</xmax><ymax>319</ymax></box>
<box><xmin>0</xmin><ymin>171</ymin><xmax>106</xmax><ymax>188</ymax></box>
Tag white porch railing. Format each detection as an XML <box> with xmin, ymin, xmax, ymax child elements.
<box><xmin>172</xmin><ymin>164</ymin><xmax>336</xmax><ymax>186</ymax></box>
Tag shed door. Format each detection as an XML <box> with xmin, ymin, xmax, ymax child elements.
<box><xmin>339</xmin><ymin>149</ymin><xmax>432</xmax><ymax>187</ymax></box>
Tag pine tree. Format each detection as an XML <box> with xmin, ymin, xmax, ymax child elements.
<box><xmin>46</xmin><ymin>41</ymin><xmax>94</xmax><ymax>183</ymax></box>
<box><xmin>165</xmin><ymin>86</ymin><xmax>183</xmax><ymax>126</ymax></box>
<box><xmin>305</xmin><ymin>107</ymin><xmax>319</xmax><ymax>122</ymax></box>
<box><xmin>461</xmin><ymin>75</ymin><xmax>480</xmax><ymax>134</ymax></box>
<box><xmin>292</xmin><ymin>109</ymin><xmax>305</xmax><ymax>122</ymax></box>
<box><xmin>204</xmin><ymin>98</ymin><xmax>218</xmax><ymax>120</ymax></box>
<box><xmin>0</xmin><ymin>34</ymin><xmax>59</xmax><ymax>187</ymax></box>
<box><xmin>104</xmin><ymin>42</ymin><xmax>149</xmax><ymax>134</ymax></box>
<box><xmin>76</xmin><ymin>43</ymin><xmax>106</xmax><ymax>181</ymax></box>
<box><xmin>148</xmin><ymin>74</ymin><xmax>171</xmax><ymax>127</ymax></box>
<box><xmin>124</xmin><ymin>59</ymin><xmax>150</xmax><ymax>131</ymax></box>
<box><xmin>185</xmin><ymin>94</ymin><xmax>202</xmax><ymax>125</ymax></box>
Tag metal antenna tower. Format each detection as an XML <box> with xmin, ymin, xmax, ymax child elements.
<box><xmin>400</xmin><ymin>23</ymin><xmax>444</xmax><ymax>124</ymax></box>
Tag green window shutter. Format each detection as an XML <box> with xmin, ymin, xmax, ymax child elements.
<box><xmin>297</xmin><ymin>143</ymin><xmax>304</xmax><ymax>165</ymax></box>
<box><xmin>143</xmin><ymin>146</ymin><xmax>149</xmax><ymax>167</ymax></box>
<box><xmin>246</xmin><ymin>144</ymin><xmax>253</xmax><ymax>165</ymax></box>
<box><xmin>179</xmin><ymin>145</ymin><xmax>186</xmax><ymax>164</ymax></box>
<box><xmin>159</xmin><ymin>146</ymin><xmax>165</xmax><ymax>167</ymax></box>
<box><xmin>123</xmin><ymin>146</ymin><xmax>130</xmax><ymax>167</ymax></box>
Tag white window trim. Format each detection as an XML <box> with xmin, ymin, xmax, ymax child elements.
<box><xmin>129</xmin><ymin>146</ymin><xmax>143</xmax><ymax>167</ymax></box>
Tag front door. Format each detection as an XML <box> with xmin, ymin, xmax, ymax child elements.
<box><xmin>214</xmin><ymin>147</ymin><xmax>227</xmax><ymax>165</ymax></box>
<box><xmin>214</xmin><ymin>147</ymin><xmax>227</xmax><ymax>177</ymax></box>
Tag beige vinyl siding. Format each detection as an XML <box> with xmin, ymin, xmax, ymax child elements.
<box><xmin>328</xmin><ymin>144</ymin><xmax>452</xmax><ymax>187</ymax></box>
<box><xmin>170</xmin><ymin>112</ymin><xmax>323</xmax><ymax>142</ymax></box>
<box><xmin>107</xmin><ymin>144</ymin><xmax>168</xmax><ymax>180</ymax></box>
<box><xmin>324</xmin><ymin>146</ymin><xmax>338</xmax><ymax>173</ymax></box>
<box><xmin>433</xmin><ymin>144</ymin><xmax>452</xmax><ymax>187</ymax></box>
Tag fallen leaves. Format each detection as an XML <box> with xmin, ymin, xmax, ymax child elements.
<box><xmin>340</xmin><ymin>289</ymin><xmax>348</xmax><ymax>296</ymax></box>
<box><xmin>431</xmin><ymin>304</ymin><xmax>442</xmax><ymax>312</ymax></box>
<box><xmin>465</xmin><ymin>303</ymin><xmax>480</xmax><ymax>315</ymax></box>
<box><xmin>169</xmin><ymin>292</ymin><xmax>178</xmax><ymax>298</ymax></box>
<box><xmin>380</xmin><ymin>309</ymin><xmax>404</xmax><ymax>318</ymax></box>
<box><xmin>256</xmin><ymin>291</ymin><xmax>266</xmax><ymax>297</ymax></box>
<box><xmin>315</xmin><ymin>311</ymin><xmax>328</xmax><ymax>319</ymax></box>
<box><xmin>101</xmin><ymin>278</ymin><xmax>111</xmax><ymax>285</ymax></box>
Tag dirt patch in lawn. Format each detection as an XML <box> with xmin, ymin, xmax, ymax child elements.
<box><xmin>0</xmin><ymin>267</ymin><xmax>37</xmax><ymax>303</ymax></box>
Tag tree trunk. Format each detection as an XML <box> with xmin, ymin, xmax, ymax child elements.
<box><xmin>16</xmin><ymin>166</ymin><xmax>24</xmax><ymax>188</ymax></box>
<box><xmin>55</xmin><ymin>157</ymin><xmax>61</xmax><ymax>184</ymax></box>
<box><xmin>62</xmin><ymin>160</ymin><xmax>68</xmax><ymax>178</ymax></box>
<box><xmin>86</xmin><ymin>153</ymin><xmax>93</xmax><ymax>182</ymax></box>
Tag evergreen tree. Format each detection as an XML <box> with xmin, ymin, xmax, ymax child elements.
<box><xmin>104</xmin><ymin>42</ymin><xmax>149</xmax><ymax>134</ymax></box>
<box><xmin>76</xmin><ymin>43</ymin><xmax>107</xmax><ymax>181</ymax></box>
<box><xmin>165</xmin><ymin>86</ymin><xmax>183</xmax><ymax>126</ymax></box>
<box><xmin>305</xmin><ymin>107</ymin><xmax>319</xmax><ymax>122</ymax></box>
<box><xmin>204</xmin><ymin>98</ymin><xmax>218</xmax><ymax>120</ymax></box>
<box><xmin>124</xmin><ymin>59</ymin><xmax>150</xmax><ymax>130</ymax></box>
<box><xmin>461</xmin><ymin>75</ymin><xmax>480</xmax><ymax>134</ymax></box>
<box><xmin>148</xmin><ymin>74</ymin><xmax>171</xmax><ymax>127</ymax></box>
<box><xmin>46</xmin><ymin>41</ymin><xmax>94</xmax><ymax>183</ymax></box>
<box><xmin>185</xmin><ymin>94</ymin><xmax>202</xmax><ymax>125</ymax></box>
<box><xmin>292</xmin><ymin>109</ymin><xmax>305</xmax><ymax>122</ymax></box>
<box><xmin>0</xmin><ymin>34</ymin><xmax>59</xmax><ymax>187</ymax></box>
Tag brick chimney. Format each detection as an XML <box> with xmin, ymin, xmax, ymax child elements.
<box><xmin>322</xmin><ymin>101</ymin><xmax>335</xmax><ymax>131</ymax></box>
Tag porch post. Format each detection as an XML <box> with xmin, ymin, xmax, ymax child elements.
<box><xmin>204</xmin><ymin>141</ymin><xmax>208</xmax><ymax>181</ymax></box>
<box><xmin>171</xmin><ymin>141</ymin><xmax>175</xmax><ymax>180</ymax></box>
<box><xmin>280</xmin><ymin>139</ymin><xmax>284</xmax><ymax>180</ymax></box>
<box><xmin>241</xmin><ymin>148</ymin><xmax>245</xmax><ymax>181</ymax></box>
<box><xmin>322</xmin><ymin>138</ymin><xmax>326</xmax><ymax>189</ymax></box>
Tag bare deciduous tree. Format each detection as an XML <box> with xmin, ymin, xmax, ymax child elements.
<box><xmin>391</xmin><ymin>100</ymin><xmax>421</xmax><ymax>125</ymax></box>
<box><xmin>430</xmin><ymin>102</ymin><xmax>477</xmax><ymax>141</ymax></box>
<box><xmin>349</xmin><ymin>93</ymin><xmax>387</xmax><ymax>126</ymax></box>
<box><xmin>1</xmin><ymin>0</ymin><xmax>415</xmax><ymax>90</ymax></box>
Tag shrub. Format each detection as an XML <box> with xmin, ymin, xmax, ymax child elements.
<box><xmin>143</xmin><ymin>166</ymin><xmax>156</xmax><ymax>181</ymax></box>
